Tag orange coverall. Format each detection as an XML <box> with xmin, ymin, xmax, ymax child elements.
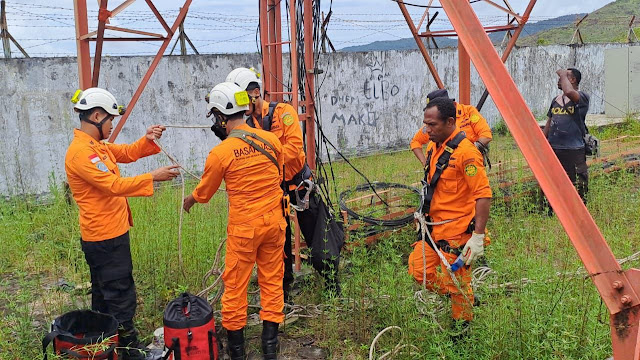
<box><xmin>64</xmin><ymin>129</ymin><xmax>160</xmax><ymax>241</ymax></box>
<box><xmin>408</xmin><ymin>129</ymin><xmax>492</xmax><ymax>321</ymax></box>
<box><xmin>192</xmin><ymin>123</ymin><xmax>286</xmax><ymax>330</ymax></box>
<box><xmin>411</xmin><ymin>103</ymin><xmax>492</xmax><ymax>149</ymax></box>
<box><xmin>252</xmin><ymin>101</ymin><xmax>306</xmax><ymax>189</ymax></box>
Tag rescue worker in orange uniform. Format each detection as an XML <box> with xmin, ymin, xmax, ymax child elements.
<box><xmin>65</xmin><ymin>88</ymin><xmax>179</xmax><ymax>359</ymax></box>
<box><xmin>407</xmin><ymin>97</ymin><xmax>492</xmax><ymax>337</ymax></box>
<box><xmin>226</xmin><ymin>67</ymin><xmax>341</xmax><ymax>300</ymax></box>
<box><xmin>411</xmin><ymin>89</ymin><xmax>492</xmax><ymax>168</ymax></box>
<box><xmin>182</xmin><ymin>82</ymin><xmax>285</xmax><ymax>360</ymax></box>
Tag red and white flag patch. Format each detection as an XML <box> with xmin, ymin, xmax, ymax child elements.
<box><xmin>88</xmin><ymin>154</ymin><xmax>100</xmax><ymax>164</ymax></box>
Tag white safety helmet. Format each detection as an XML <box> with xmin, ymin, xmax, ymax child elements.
<box><xmin>225</xmin><ymin>67</ymin><xmax>262</xmax><ymax>91</ymax></box>
<box><xmin>71</xmin><ymin>87</ymin><xmax>125</xmax><ymax>116</ymax></box>
<box><xmin>206</xmin><ymin>82</ymin><xmax>250</xmax><ymax>115</ymax></box>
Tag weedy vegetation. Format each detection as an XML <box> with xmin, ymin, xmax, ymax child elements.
<box><xmin>1</xmin><ymin>120</ymin><xmax>640</xmax><ymax>359</ymax></box>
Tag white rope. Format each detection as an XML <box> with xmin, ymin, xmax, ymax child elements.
<box><xmin>368</xmin><ymin>326</ymin><xmax>419</xmax><ymax>360</ymax></box>
<box><xmin>414</xmin><ymin>213</ymin><xmax>472</xmax><ymax>306</ymax></box>
<box><xmin>163</xmin><ymin>124</ymin><xmax>212</xmax><ymax>129</ymax></box>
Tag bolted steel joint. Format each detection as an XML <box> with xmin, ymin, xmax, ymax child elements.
<box><xmin>612</xmin><ymin>281</ymin><xmax>624</xmax><ymax>290</ymax></box>
<box><xmin>620</xmin><ymin>295</ymin><xmax>632</xmax><ymax>306</ymax></box>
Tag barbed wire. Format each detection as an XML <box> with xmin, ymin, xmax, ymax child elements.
<box><xmin>2</xmin><ymin>1</ymin><xmax>638</xmax><ymax>56</ymax></box>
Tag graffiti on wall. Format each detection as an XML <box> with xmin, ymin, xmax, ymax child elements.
<box><xmin>329</xmin><ymin>54</ymin><xmax>399</xmax><ymax>129</ymax></box>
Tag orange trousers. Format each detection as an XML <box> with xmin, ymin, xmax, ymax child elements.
<box><xmin>221</xmin><ymin>207</ymin><xmax>287</xmax><ymax>330</ymax></box>
<box><xmin>408</xmin><ymin>233</ymin><xmax>474</xmax><ymax>322</ymax></box>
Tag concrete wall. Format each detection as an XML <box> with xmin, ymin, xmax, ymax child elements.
<box><xmin>0</xmin><ymin>43</ymin><xmax>627</xmax><ymax>195</ymax></box>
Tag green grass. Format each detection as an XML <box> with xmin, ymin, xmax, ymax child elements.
<box><xmin>519</xmin><ymin>0</ymin><xmax>640</xmax><ymax>46</ymax></box>
<box><xmin>2</xmin><ymin>128</ymin><xmax>640</xmax><ymax>359</ymax></box>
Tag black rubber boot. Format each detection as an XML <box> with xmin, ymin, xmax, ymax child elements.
<box><xmin>226</xmin><ymin>328</ymin><xmax>246</xmax><ymax>360</ymax></box>
<box><xmin>450</xmin><ymin>320</ymin><xmax>470</xmax><ymax>344</ymax></box>
<box><xmin>119</xmin><ymin>329</ymin><xmax>147</xmax><ymax>360</ymax></box>
<box><xmin>261</xmin><ymin>320</ymin><xmax>279</xmax><ymax>359</ymax></box>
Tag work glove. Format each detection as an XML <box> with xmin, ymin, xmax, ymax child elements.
<box><xmin>461</xmin><ymin>232</ymin><xmax>485</xmax><ymax>265</ymax></box>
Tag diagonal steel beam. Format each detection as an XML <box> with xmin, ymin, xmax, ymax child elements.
<box><xmin>109</xmin><ymin>1</ymin><xmax>191</xmax><ymax>142</ymax></box>
<box><xmin>477</xmin><ymin>0</ymin><xmax>536</xmax><ymax>110</ymax></box>
<box><xmin>110</xmin><ymin>0</ymin><xmax>136</xmax><ymax>18</ymax></box>
<box><xmin>144</xmin><ymin>0</ymin><xmax>172</xmax><ymax>36</ymax></box>
<box><xmin>439</xmin><ymin>1</ymin><xmax>640</xmax><ymax>358</ymax></box>
<box><xmin>396</xmin><ymin>0</ymin><xmax>443</xmax><ymax>89</ymax></box>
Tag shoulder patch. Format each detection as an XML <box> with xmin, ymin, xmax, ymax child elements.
<box><xmin>464</xmin><ymin>164</ymin><xmax>477</xmax><ymax>177</ymax></box>
<box><xmin>470</xmin><ymin>114</ymin><xmax>480</xmax><ymax>123</ymax></box>
<box><xmin>282</xmin><ymin>113</ymin><xmax>295</xmax><ymax>126</ymax></box>
<box><xmin>88</xmin><ymin>154</ymin><xmax>100</xmax><ymax>164</ymax></box>
<box><xmin>96</xmin><ymin>162</ymin><xmax>109</xmax><ymax>172</ymax></box>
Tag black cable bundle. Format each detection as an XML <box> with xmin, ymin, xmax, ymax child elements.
<box><xmin>339</xmin><ymin>182</ymin><xmax>419</xmax><ymax>228</ymax></box>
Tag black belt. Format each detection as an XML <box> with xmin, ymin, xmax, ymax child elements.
<box><xmin>424</xmin><ymin>239</ymin><xmax>462</xmax><ymax>256</ymax></box>
<box><xmin>285</xmin><ymin>163</ymin><xmax>312</xmax><ymax>187</ymax></box>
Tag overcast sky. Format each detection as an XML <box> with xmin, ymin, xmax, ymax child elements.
<box><xmin>1</xmin><ymin>0</ymin><xmax>616</xmax><ymax>57</ymax></box>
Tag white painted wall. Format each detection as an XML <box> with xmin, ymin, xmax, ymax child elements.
<box><xmin>0</xmin><ymin>43</ymin><xmax>627</xmax><ymax>195</ymax></box>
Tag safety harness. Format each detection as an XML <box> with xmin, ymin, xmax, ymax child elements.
<box><xmin>414</xmin><ymin>131</ymin><xmax>475</xmax><ymax>306</ymax></box>
<box><xmin>420</xmin><ymin>131</ymin><xmax>466</xmax><ymax>215</ymax></box>
<box><xmin>247</xmin><ymin>101</ymin><xmax>278</xmax><ymax>131</ymax></box>
<box><xmin>227</xmin><ymin>128</ymin><xmax>291</xmax><ymax>216</ymax></box>
<box><xmin>247</xmin><ymin>101</ymin><xmax>314</xmax><ymax>211</ymax></box>
<box><xmin>418</xmin><ymin>131</ymin><xmax>470</xmax><ymax>256</ymax></box>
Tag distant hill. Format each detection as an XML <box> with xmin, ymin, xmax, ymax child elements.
<box><xmin>339</xmin><ymin>13</ymin><xmax>582</xmax><ymax>52</ymax></box>
<box><xmin>518</xmin><ymin>0</ymin><xmax>640</xmax><ymax>45</ymax></box>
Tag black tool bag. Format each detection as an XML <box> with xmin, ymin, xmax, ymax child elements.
<box><xmin>42</xmin><ymin>310</ymin><xmax>119</xmax><ymax>360</ymax></box>
<box><xmin>309</xmin><ymin>196</ymin><xmax>344</xmax><ymax>284</ymax></box>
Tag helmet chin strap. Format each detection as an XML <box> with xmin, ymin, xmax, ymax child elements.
<box><xmin>209</xmin><ymin>110</ymin><xmax>228</xmax><ymax>141</ymax></box>
<box><xmin>81</xmin><ymin>113</ymin><xmax>112</xmax><ymax>140</ymax></box>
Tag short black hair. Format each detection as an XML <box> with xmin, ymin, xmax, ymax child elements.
<box><xmin>568</xmin><ymin>68</ymin><xmax>581</xmax><ymax>85</ymax></box>
<box><xmin>246</xmin><ymin>82</ymin><xmax>260</xmax><ymax>91</ymax></box>
<box><xmin>425</xmin><ymin>97</ymin><xmax>456</xmax><ymax>122</ymax></box>
<box><xmin>76</xmin><ymin>107</ymin><xmax>100</xmax><ymax>121</ymax></box>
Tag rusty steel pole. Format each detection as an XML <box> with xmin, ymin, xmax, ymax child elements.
<box><xmin>303</xmin><ymin>0</ymin><xmax>316</xmax><ymax>169</ymax></box>
<box><xmin>73</xmin><ymin>0</ymin><xmax>92</xmax><ymax>89</ymax></box>
<box><xmin>458</xmin><ymin>40</ymin><xmax>470</xmax><ymax>104</ymax></box>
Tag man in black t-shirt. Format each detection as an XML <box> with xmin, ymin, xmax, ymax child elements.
<box><xmin>543</xmin><ymin>68</ymin><xmax>590</xmax><ymax>203</ymax></box>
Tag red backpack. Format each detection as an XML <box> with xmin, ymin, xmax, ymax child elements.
<box><xmin>42</xmin><ymin>310</ymin><xmax>119</xmax><ymax>360</ymax></box>
<box><xmin>163</xmin><ymin>293</ymin><xmax>220</xmax><ymax>360</ymax></box>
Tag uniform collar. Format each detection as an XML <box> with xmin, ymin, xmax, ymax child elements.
<box><xmin>233</xmin><ymin>123</ymin><xmax>254</xmax><ymax>132</ymax></box>
<box><xmin>456</xmin><ymin>102</ymin><xmax>463</xmax><ymax>116</ymax></box>
<box><xmin>436</xmin><ymin>126</ymin><xmax>462</xmax><ymax>149</ymax></box>
<box><xmin>73</xmin><ymin>128</ymin><xmax>101</xmax><ymax>146</ymax></box>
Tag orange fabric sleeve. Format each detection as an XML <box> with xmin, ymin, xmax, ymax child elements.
<box><xmin>410</xmin><ymin>126</ymin><xmax>429</xmax><ymax>150</ymax></box>
<box><xmin>192</xmin><ymin>150</ymin><xmax>225</xmax><ymax>203</ymax></box>
<box><xmin>460</xmin><ymin>147</ymin><xmax>492</xmax><ymax>200</ymax></box>
<box><xmin>277</xmin><ymin>104</ymin><xmax>304</xmax><ymax>167</ymax></box>
<box><xmin>107</xmin><ymin>136</ymin><xmax>160</xmax><ymax>164</ymax></box>
<box><xmin>70</xmin><ymin>148</ymin><xmax>154</xmax><ymax>197</ymax></box>
<box><xmin>275</xmin><ymin>136</ymin><xmax>284</xmax><ymax>171</ymax></box>
<box><xmin>465</xmin><ymin>105</ymin><xmax>493</xmax><ymax>141</ymax></box>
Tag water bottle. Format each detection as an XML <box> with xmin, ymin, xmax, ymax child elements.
<box><xmin>450</xmin><ymin>253</ymin><xmax>465</xmax><ymax>272</ymax></box>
